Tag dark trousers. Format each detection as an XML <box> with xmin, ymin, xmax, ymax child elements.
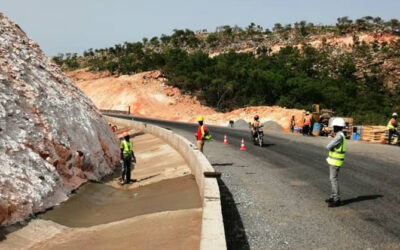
<box><xmin>302</xmin><ymin>125</ymin><xmax>310</xmax><ymax>135</ymax></box>
<box><xmin>388</xmin><ymin>129</ymin><xmax>400</xmax><ymax>144</ymax></box>
<box><xmin>122</xmin><ymin>155</ymin><xmax>132</xmax><ymax>182</ymax></box>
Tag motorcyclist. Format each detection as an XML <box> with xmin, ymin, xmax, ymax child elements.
<box><xmin>250</xmin><ymin>115</ymin><xmax>261</xmax><ymax>139</ymax></box>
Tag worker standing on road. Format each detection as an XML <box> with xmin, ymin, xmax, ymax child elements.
<box><xmin>290</xmin><ymin>115</ymin><xmax>295</xmax><ymax>133</ymax></box>
<box><xmin>120</xmin><ymin>132</ymin><xmax>136</xmax><ymax>185</ymax></box>
<box><xmin>387</xmin><ymin>113</ymin><xmax>400</xmax><ymax>145</ymax></box>
<box><xmin>195</xmin><ymin>116</ymin><xmax>212</xmax><ymax>153</ymax></box>
<box><xmin>325</xmin><ymin>118</ymin><xmax>346</xmax><ymax>207</ymax></box>
<box><xmin>303</xmin><ymin>111</ymin><xmax>312</xmax><ymax>136</ymax></box>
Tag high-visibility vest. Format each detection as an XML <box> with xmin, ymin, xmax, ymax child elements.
<box><xmin>326</xmin><ymin>132</ymin><xmax>346</xmax><ymax>167</ymax></box>
<box><xmin>304</xmin><ymin>115</ymin><xmax>312</xmax><ymax>125</ymax></box>
<box><xmin>120</xmin><ymin>140</ymin><xmax>133</xmax><ymax>157</ymax></box>
<box><xmin>387</xmin><ymin>118</ymin><xmax>396</xmax><ymax>131</ymax></box>
<box><xmin>201</xmin><ymin>125</ymin><xmax>212</xmax><ymax>141</ymax></box>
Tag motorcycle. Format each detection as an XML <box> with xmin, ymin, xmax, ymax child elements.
<box><xmin>388</xmin><ymin>129</ymin><xmax>400</xmax><ymax>146</ymax></box>
<box><xmin>252</xmin><ymin>125</ymin><xmax>264</xmax><ymax>147</ymax></box>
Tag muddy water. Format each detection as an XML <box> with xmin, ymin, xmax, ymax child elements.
<box><xmin>39</xmin><ymin>175</ymin><xmax>201</xmax><ymax>227</ymax></box>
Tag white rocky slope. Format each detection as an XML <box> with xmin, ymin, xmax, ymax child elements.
<box><xmin>0</xmin><ymin>13</ymin><xmax>120</xmax><ymax>226</ymax></box>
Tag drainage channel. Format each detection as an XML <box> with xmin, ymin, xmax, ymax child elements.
<box><xmin>1</xmin><ymin>133</ymin><xmax>203</xmax><ymax>250</ymax></box>
<box><xmin>38</xmin><ymin>174</ymin><xmax>200</xmax><ymax>227</ymax></box>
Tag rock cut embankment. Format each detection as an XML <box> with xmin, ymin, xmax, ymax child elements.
<box><xmin>0</xmin><ymin>13</ymin><xmax>120</xmax><ymax>226</ymax></box>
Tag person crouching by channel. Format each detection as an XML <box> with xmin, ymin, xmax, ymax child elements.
<box><xmin>325</xmin><ymin>118</ymin><xmax>346</xmax><ymax>207</ymax></box>
<box><xmin>120</xmin><ymin>132</ymin><xmax>136</xmax><ymax>185</ymax></box>
<box><xmin>195</xmin><ymin>116</ymin><xmax>212</xmax><ymax>153</ymax></box>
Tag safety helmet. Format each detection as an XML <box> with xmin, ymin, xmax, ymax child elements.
<box><xmin>306</xmin><ymin>111</ymin><xmax>310</xmax><ymax>115</ymax></box>
<box><xmin>197</xmin><ymin>116</ymin><xmax>204</xmax><ymax>122</ymax></box>
<box><xmin>122</xmin><ymin>132</ymin><xmax>129</xmax><ymax>137</ymax></box>
<box><xmin>393</xmin><ymin>112</ymin><xmax>398</xmax><ymax>118</ymax></box>
<box><xmin>254</xmin><ymin>115</ymin><xmax>259</xmax><ymax>120</ymax></box>
<box><xmin>332</xmin><ymin>117</ymin><xmax>346</xmax><ymax>127</ymax></box>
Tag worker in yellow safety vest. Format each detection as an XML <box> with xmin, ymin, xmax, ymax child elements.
<box><xmin>325</xmin><ymin>117</ymin><xmax>346</xmax><ymax>207</ymax></box>
<box><xmin>195</xmin><ymin>116</ymin><xmax>212</xmax><ymax>153</ymax></box>
<box><xmin>387</xmin><ymin>112</ymin><xmax>399</xmax><ymax>145</ymax></box>
<box><xmin>120</xmin><ymin>132</ymin><xmax>136</xmax><ymax>185</ymax></box>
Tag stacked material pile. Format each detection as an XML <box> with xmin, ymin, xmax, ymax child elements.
<box><xmin>0</xmin><ymin>13</ymin><xmax>120</xmax><ymax>226</ymax></box>
<box><xmin>360</xmin><ymin>126</ymin><xmax>386</xmax><ymax>143</ymax></box>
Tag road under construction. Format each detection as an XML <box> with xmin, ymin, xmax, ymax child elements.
<box><xmin>106</xmin><ymin>113</ymin><xmax>400</xmax><ymax>249</ymax></box>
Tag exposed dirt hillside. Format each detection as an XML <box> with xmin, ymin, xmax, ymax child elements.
<box><xmin>0</xmin><ymin>13</ymin><xmax>120</xmax><ymax>226</ymax></box>
<box><xmin>67</xmin><ymin>69</ymin><xmax>304</xmax><ymax>129</ymax></box>
<box><xmin>209</xmin><ymin>32</ymin><xmax>400</xmax><ymax>56</ymax></box>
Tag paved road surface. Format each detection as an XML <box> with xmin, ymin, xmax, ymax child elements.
<box><xmin>107</xmin><ymin>114</ymin><xmax>400</xmax><ymax>250</ymax></box>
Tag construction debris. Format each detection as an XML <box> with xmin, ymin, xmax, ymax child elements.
<box><xmin>360</xmin><ymin>126</ymin><xmax>387</xmax><ymax>143</ymax></box>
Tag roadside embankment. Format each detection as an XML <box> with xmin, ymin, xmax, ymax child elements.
<box><xmin>105</xmin><ymin>115</ymin><xmax>227</xmax><ymax>250</ymax></box>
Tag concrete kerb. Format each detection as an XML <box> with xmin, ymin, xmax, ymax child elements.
<box><xmin>105</xmin><ymin>116</ymin><xmax>226</xmax><ymax>250</ymax></box>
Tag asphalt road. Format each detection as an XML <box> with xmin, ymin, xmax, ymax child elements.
<box><xmin>107</xmin><ymin>113</ymin><xmax>400</xmax><ymax>250</ymax></box>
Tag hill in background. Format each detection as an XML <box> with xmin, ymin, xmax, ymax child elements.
<box><xmin>55</xmin><ymin>16</ymin><xmax>400</xmax><ymax>125</ymax></box>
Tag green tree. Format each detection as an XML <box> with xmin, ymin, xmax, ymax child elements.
<box><xmin>206</xmin><ymin>33</ymin><xmax>219</xmax><ymax>48</ymax></box>
<box><xmin>336</xmin><ymin>16</ymin><xmax>353</xmax><ymax>34</ymax></box>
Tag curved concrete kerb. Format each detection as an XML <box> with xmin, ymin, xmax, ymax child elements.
<box><xmin>105</xmin><ymin>115</ymin><xmax>226</xmax><ymax>250</ymax></box>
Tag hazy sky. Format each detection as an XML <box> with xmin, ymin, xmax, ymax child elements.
<box><xmin>2</xmin><ymin>0</ymin><xmax>400</xmax><ymax>56</ymax></box>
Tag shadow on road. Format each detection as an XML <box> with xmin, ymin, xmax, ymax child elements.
<box><xmin>212</xmin><ymin>163</ymin><xmax>234</xmax><ymax>167</ymax></box>
<box><xmin>217</xmin><ymin>178</ymin><xmax>250</xmax><ymax>250</ymax></box>
<box><xmin>341</xmin><ymin>195</ymin><xmax>383</xmax><ymax>206</ymax></box>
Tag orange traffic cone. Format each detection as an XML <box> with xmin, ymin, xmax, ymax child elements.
<box><xmin>240</xmin><ymin>138</ymin><xmax>246</xmax><ymax>151</ymax></box>
<box><xmin>223</xmin><ymin>135</ymin><xmax>229</xmax><ymax>145</ymax></box>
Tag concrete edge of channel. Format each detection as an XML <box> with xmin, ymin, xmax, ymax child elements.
<box><xmin>104</xmin><ymin>115</ymin><xmax>227</xmax><ymax>250</ymax></box>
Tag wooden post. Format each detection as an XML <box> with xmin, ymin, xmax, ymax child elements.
<box><xmin>128</xmin><ymin>106</ymin><xmax>130</xmax><ymax>114</ymax></box>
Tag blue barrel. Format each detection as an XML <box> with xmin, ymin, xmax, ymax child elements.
<box><xmin>312</xmin><ymin>123</ymin><xmax>321</xmax><ymax>136</ymax></box>
<box><xmin>352</xmin><ymin>126</ymin><xmax>362</xmax><ymax>141</ymax></box>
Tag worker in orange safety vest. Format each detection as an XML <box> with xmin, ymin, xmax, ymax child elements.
<box><xmin>302</xmin><ymin>111</ymin><xmax>312</xmax><ymax>136</ymax></box>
